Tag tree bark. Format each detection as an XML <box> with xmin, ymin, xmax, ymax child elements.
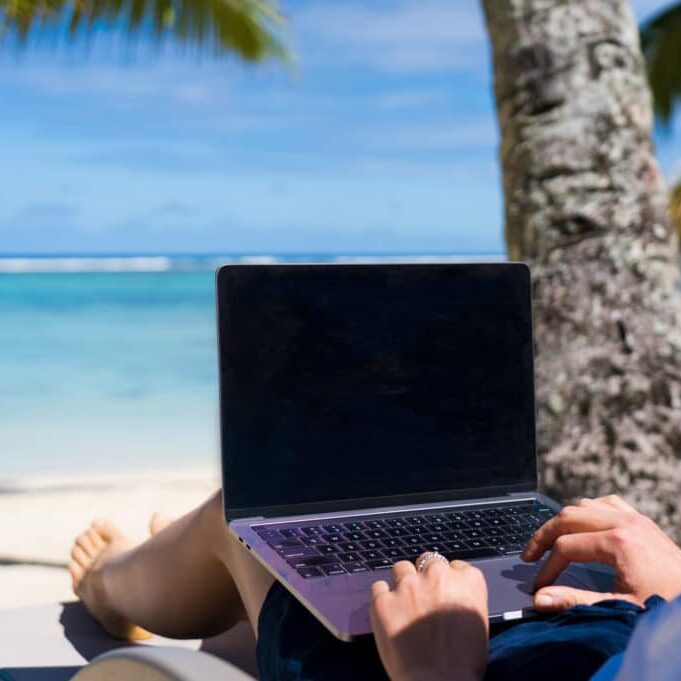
<box><xmin>482</xmin><ymin>0</ymin><xmax>681</xmax><ymax>537</ymax></box>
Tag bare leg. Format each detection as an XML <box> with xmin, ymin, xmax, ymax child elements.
<box><xmin>70</xmin><ymin>491</ymin><xmax>273</xmax><ymax>640</ymax></box>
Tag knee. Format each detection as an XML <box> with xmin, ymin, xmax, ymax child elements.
<box><xmin>198</xmin><ymin>490</ymin><xmax>227</xmax><ymax>543</ymax></box>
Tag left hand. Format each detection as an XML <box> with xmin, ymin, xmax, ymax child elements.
<box><xmin>370</xmin><ymin>554</ymin><xmax>489</xmax><ymax>681</ymax></box>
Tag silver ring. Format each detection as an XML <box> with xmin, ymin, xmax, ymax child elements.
<box><xmin>416</xmin><ymin>551</ymin><xmax>449</xmax><ymax>572</ymax></box>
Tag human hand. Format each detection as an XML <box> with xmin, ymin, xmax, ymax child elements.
<box><xmin>522</xmin><ymin>495</ymin><xmax>681</xmax><ymax>612</ymax></box>
<box><xmin>370</xmin><ymin>554</ymin><xmax>489</xmax><ymax>681</ymax></box>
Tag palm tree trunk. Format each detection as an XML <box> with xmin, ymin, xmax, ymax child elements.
<box><xmin>482</xmin><ymin>0</ymin><xmax>681</xmax><ymax>536</ymax></box>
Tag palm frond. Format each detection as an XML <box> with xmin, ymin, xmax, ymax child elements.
<box><xmin>640</xmin><ymin>2</ymin><xmax>681</xmax><ymax>124</ymax></box>
<box><xmin>0</xmin><ymin>0</ymin><xmax>287</xmax><ymax>63</ymax></box>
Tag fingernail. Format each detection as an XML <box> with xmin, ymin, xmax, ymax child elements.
<box><xmin>535</xmin><ymin>594</ymin><xmax>554</xmax><ymax>607</ymax></box>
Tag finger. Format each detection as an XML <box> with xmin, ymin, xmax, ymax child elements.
<box><xmin>392</xmin><ymin>560</ymin><xmax>416</xmax><ymax>585</ymax></box>
<box><xmin>449</xmin><ymin>559</ymin><xmax>471</xmax><ymax>571</ymax></box>
<box><xmin>533</xmin><ymin>586</ymin><xmax>640</xmax><ymax>612</ymax></box>
<box><xmin>533</xmin><ymin>532</ymin><xmax>615</xmax><ymax>589</ymax></box>
<box><xmin>415</xmin><ymin>552</ymin><xmax>448</xmax><ymax>575</ymax></box>
<box><xmin>523</xmin><ymin>506</ymin><xmax>619</xmax><ymax>562</ymax></box>
<box><xmin>371</xmin><ymin>580</ymin><xmax>391</xmax><ymax>601</ymax></box>
<box><xmin>597</xmin><ymin>495</ymin><xmax>636</xmax><ymax>512</ymax></box>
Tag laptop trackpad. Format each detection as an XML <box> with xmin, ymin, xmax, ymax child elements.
<box><xmin>557</xmin><ymin>562</ymin><xmax>616</xmax><ymax>592</ymax></box>
<box><xmin>489</xmin><ymin>558</ymin><xmax>616</xmax><ymax>617</ymax></box>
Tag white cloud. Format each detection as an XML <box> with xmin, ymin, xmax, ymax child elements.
<box><xmin>0</xmin><ymin>63</ymin><xmax>220</xmax><ymax>104</ymax></box>
<box><xmin>293</xmin><ymin>0</ymin><xmax>488</xmax><ymax>74</ymax></box>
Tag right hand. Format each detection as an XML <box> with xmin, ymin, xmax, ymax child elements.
<box><xmin>522</xmin><ymin>495</ymin><xmax>681</xmax><ymax>612</ymax></box>
<box><xmin>370</xmin><ymin>556</ymin><xmax>489</xmax><ymax>681</ymax></box>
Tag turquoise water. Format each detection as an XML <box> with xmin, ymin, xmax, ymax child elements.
<box><xmin>0</xmin><ymin>255</ymin><xmax>503</xmax><ymax>477</ymax></box>
<box><xmin>0</xmin><ymin>271</ymin><xmax>220</xmax><ymax>477</ymax></box>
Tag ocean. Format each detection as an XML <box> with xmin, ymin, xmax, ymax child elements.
<box><xmin>0</xmin><ymin>254</ymin><xmax>502</xmax><ymax>478</ymax></box>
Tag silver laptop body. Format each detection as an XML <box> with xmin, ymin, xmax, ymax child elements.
<box><xmin>217</xmin><ymin>263</ymin><xmax>613</xmax><ymax>641</ymax></box>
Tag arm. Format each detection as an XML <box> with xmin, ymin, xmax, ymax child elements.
<box><xmin>370</xmin><ymin>556</ymin><xmax>489</xmax><ymax>681</ymax></box>
<box><xmin>523</xmin><ymin>494</ymin><xmax>681</xmax><ymax>611</ymax></box>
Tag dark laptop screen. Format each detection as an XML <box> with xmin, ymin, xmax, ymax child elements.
<box><xmin>218</xmin><ymin>264</ymin><xmax>537</xmax><ymax>518</ymax></box>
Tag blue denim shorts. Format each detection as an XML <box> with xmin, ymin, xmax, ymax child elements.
<box><xmin>256</xmin><ymin>582</ymin><xmax>664</xmax><ymax>681</ymax></box>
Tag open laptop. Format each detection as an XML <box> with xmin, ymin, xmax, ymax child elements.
<box><xmin>216</xmin><ymin>262</ymin><xmax>613</xmax><ymax>641</ymax></box>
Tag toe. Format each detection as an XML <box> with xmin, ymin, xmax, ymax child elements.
<box><xmin>86</xmin><ymin>528</ymin><xmax>106</xmax><ymax>550</ymax></box>
<box><xmin>149</xmin><ymin>512</ymin><xmax>173</xmax><ymax>535</ymax></box>
<box><xmin>71</xmin><ymin>545</ymin><xmax>91</xmax><ymax>568</ymax></box>
<box><xmin>76</xmin><ymin>532</ymin><xmax>97</xmax><ymax>558</ymax></box>
<box><xmin>91</xmin><ymin>519</ymin><xmax>123</xmax><ymax>543</ymax></box>
<box><xmin>69</xmin><ymin>561</ymin><xmax>84</xmax><ymax>592</ymax></box>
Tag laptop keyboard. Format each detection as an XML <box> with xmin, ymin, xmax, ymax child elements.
<box><xmin>252</xmin><ymin>500</ymin><xmax>555</xmax><ymax>579</ymax></box>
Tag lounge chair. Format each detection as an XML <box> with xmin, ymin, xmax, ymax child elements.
<box><xmin>0</xmin><ymin>600</ymin><xmax>259</xmax><ymax>680</ymax></box>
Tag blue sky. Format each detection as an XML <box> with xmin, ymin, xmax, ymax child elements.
<box><xmin>1</xmin><ymin>0</ymin><xmax>679</xmax><ymax>255</ymax></box>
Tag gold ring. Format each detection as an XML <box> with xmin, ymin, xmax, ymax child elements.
<box><xmin>416</xmin><ymin>551</ymin><xmax>449</xmax><ymax>572</ymax></box>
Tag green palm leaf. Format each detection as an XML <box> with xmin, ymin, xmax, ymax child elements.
<box><xmin>0</xmin><ymin>0</ymin><xmax>287</xmax><ymax>63</ymax></box>
<box><xmin>640</xmin><ymin>2</ymin><xmax>681</xmax><ymax>124</ymax></box>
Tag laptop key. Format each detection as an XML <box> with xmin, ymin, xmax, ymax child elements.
<box><xmin>380</xmin><ymin>537</ymin><xmax>404</xmax><ymax>548</ymax></box>
<box><xmin>447</xmin><ymin>547</ymin><xmax>501</xmax><ymax>561</ymax></box>
<box><xmin>360</xmin><ymin>549</ymin><xmax>385</xmax><ymax>561</ymax></box>
<box><xmin>366</xmin><ymin>558</ymin><xmax>393</xmax><ymax>570</ymax></box>
<box><xmin>366</xmin><ymin>530</ymin><xmax>389</xmax><ymax>539</ymax></box>
<box><xmin>447</xmin><ymin>522</ymin><xmax>468</xmax><ymax>532</ymax></box>
<box><xmin>444</xmin><ymin>541</ymin><xmax>470</xmax><ymax>552</ymax></box>
<box><xmin>364</xmin><ymin>519</ymin><xmax>387</xmax><ymax>529</ymax></box>
<box><xmin>316</xmin><ymin>544</ymin><xmax>340</xmax><ymax>554</ymax></box>
<box><xmin>301</xmin><ymin>526</ymin><xmax>322</xmax><ymax>536</ymax></box>
<box><xmin>280</xmin><ymin>529</ymin><xmax>299</xmax><ymax>539</ymax></box>
<box><xmin>321</xmin><ymin>564</ymin><xmax>348</xmax><ymax>576</ymax></box>
<box><xmin>343</xmin><ymin>532</ymin><xmax>365</xmax><ymax>542</ymax></box>
<box><xmin>501</xmin><ymin>544</ymin><xmax>525</xmax><ymax>555</ymax></box>
<box><xmin>301</xmin><ymin>536</ymin><xmax>324</xmax><ymax>546</ymax></box>
<box><xmin>338</xmin><ymin>542</ymin><xmax>361</xmax><ymax>552</ymax></box>
<box><xmin>287</xmin><ymin>555</ymin><xmax>336</xmax><ymax>568</ymax></box>
<box><xmin>338</xmin><ymin>552</ymin><xmax>362</xmax><ymax>563</ymax></box>
<box><xmin>297</xmin><ymin>567</ymin><xmax>323</xmax><ymax>579</ymax></box>
<box><xmin>386</xmin><ymin>518</ymin><xmax>408</xmax><ymax>528</ymax></box>
<box><xmin>360</xmin><ymin>539</ymin><xmax>382</xmax><ymax>550</ymax></box>
<box><xmin>386</xmin><ymin>527</ymin><xmax>407</xmax><ymax>537</ymax></box>
<box><xmin>268</xmin><ymin>538</ymin><xmax>303</xmax><ymax>549</ymax></box>
<box><xmin>278</xmin><ymin>546</ymin><xmax>320</xmax><ymax>559</ymax></box>
<box><xmin>321</xmin><ymin>533</ymin><xmax>343</xmax><ymax>543</ymax></box>
<box><xmin>344</xmin><ymin>562</ymin><xmax>369</xmax><ymax>573</ymax></box>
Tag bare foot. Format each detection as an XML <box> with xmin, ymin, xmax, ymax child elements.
<box><xmin>69</xmin><ymin>519</ymin><xmax>155</xmax><ymax>640</ymax></box>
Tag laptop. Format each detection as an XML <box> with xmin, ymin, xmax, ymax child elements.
<box><xmin>216</xmin><ymin>262</ymin><xmax>613</xmax><ymax>641</ymax></box>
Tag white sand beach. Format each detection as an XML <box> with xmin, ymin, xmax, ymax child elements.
<box><xmin>0</xmin><ymin>467</ymin><xmax>220</xmax><ymax>609</ymax></box>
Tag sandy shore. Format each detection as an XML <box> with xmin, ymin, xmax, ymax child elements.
<box><xmin>0</xmin><ymin>466</ymin><xmax>220</xmax><ymax>609</ymax></box>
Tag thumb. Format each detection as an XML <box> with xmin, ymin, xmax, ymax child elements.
<box><xmin>533</xmin><ymin>586</ymin><xmax>637</xmax><ymax>612</ymax></box>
